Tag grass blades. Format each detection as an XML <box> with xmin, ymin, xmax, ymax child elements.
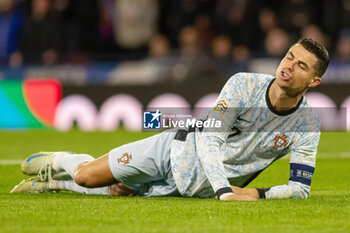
<box><xmin>0</xmin><ymin>130</ymin><xmax>349</xmax><ymax>233</ymax></box>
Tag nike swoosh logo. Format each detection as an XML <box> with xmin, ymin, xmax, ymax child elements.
<box><xmin>27</xmin><ymin>154</ymin><xmax>47</xmax><ymax>165</ymax></box>
<box><xmin>32</xmin><ymin>181</ymin><xmax>38</xmax><ymax>186</ymax></box>
<box><xmin>237</xmin><ymin>116</ymin><xmax>250</xmax><ymax>123</ymax></box>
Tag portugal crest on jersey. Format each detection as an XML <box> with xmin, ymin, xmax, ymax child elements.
<box><xmin>117</xmin><ymin>153</ymin><xmax>132</xmax><ymax>165</ymax></box>
<box><xmin>272</xmin><ymin>134</ymin><xmax>288</xmax><ymax>150</ymax></box>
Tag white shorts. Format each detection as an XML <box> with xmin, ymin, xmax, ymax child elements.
<box><xmin>108</xmin><ymin>131</ymin><xmax>180</xmax><ymax>197</ymax></box>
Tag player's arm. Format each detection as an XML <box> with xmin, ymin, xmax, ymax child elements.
<box><xmin>213</xmin><ymin>186</ymin><xmax>259</xmax><ymax>201</ymax></box>
<box><xmin>255</xmin><ymin>131</ymin><xmax>320</xmax><ymax>199</ymax></box>
<box><xmin>195</xmin><ymin>74</ymin><xmax>248</xmax><ymax>200</ymax></box>
<box><xmin>218</xmin><ymin>192</ymin><xmax>258</xmax><ymax>201</ymax></box>
<box><xmin>230</xmin><ymin>186</ymin><xmax>259</xmax><ymax>199</ymax></box>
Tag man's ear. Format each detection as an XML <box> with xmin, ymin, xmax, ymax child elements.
<box><xmin>308</xmin><ymin>77</ymin><xmax>321</xmax><ymax>88</ymax></box>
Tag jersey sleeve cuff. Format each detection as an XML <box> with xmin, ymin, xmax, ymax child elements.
<box><xmin>256</xmin><ymin>188</ymin><xmax>271</xmax><ymax>199</ymax></box>
<box><xmin>215</xmin><ymin>187</ymin><xmax>233</xmax><ymax>199</ymax></box>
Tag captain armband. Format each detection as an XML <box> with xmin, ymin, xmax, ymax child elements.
<box><xmin>289</xmin><ymin>163</ymin><xmax>315</xmax><ymax>186</ymax></box>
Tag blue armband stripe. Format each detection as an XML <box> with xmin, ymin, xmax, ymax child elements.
<box><xmin>289</xmin><ymin>163</ymin><xmax>314</xmax><ymax>186</ymax></box>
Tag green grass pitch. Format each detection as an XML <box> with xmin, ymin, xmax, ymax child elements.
<box><xmin>0</xmin><ymin>130</ymin><xmax>349</xmax><ymax>233</ymax></box>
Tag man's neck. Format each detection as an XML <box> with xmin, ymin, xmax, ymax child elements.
<box><xmin>268</xmin><ymin>81</ymin><xmax>304</xmax><ymax>112</ymax></box>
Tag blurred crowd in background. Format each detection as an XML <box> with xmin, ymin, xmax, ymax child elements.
<box><xmin>0</xmin><ymin>0</ymin><xmax>350</xmax><ymax>84</ymax></box>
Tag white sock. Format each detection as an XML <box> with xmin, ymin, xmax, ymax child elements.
<box><xmin>49</xmin><ymin>180</ymin><xmax>64</xmax><ymax>190</ymax></box>
<box><xmin>53</xmin><ymin>180</ymin><xmax>110</xmax><ymax>195</ymax></box>
<box><xmin>52</xmin><ymin>153</ymin><xmax>95</xmax><ymax>177</ymax></box>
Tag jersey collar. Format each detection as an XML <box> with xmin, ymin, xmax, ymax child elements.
<box><xmin>265</xmin><ymin>78</ymin><xmax>304</xmax><ymax>116</ymax></box>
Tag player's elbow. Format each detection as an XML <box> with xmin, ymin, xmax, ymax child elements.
<box><xmin>294</xmin><ymin>190</ymin><xmax>309</xmax><ymax>199</ymax></box>
<box><xmin>292</xmin><ymin>185</ymin><xmax>310</xmax><ymax>199</ymax></box>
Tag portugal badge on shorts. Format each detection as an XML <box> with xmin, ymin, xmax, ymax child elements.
<box><xmin>143</xmin><ymin>110</ymin><xmax>161</xmax><ymax>129</ymax></box>
<box><xmin>117</xmin><ymin>153</ymin><xmax>132</xmax><ymax>165</ymax></box>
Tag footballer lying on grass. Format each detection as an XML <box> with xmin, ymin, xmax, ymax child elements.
<box><xmin>12</xmin><ymin>38</ymin><xmax>329</xmax><ymax>201</ymax></box>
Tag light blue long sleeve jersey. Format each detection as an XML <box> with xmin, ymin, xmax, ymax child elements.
<box><xmin>170</xmin><ymin>72</ymin><xmax>320</xmax><ymax>199</ymax></box>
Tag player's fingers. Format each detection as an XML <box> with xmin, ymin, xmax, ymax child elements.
<box><xmin>116</xmin><ymin>183</ymin><xmax>135</xmax><ymax>194</ymax></box>
<box><xmin>110</xmin><ymin>183</ymin><xmax>135</xmax><ymax>196</ymax></box>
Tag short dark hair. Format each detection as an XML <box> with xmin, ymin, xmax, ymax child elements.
<box><xmin>296</xmin><ymin>38</ymin><xmax>330</xmax><ymax>77</ymax></box>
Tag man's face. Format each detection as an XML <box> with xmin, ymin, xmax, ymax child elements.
<box><xmin>275</xmin><ymin>44</ymin><xmax>320</xmax><ymax>94</ymax></box>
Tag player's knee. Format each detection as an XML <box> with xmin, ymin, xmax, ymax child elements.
<box><xmin>73</xmin><ymin>167</ymin><xmax>97</xmax><ymax>188</ymax></box>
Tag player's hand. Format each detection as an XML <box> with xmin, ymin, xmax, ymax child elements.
<box><xmin>219</xmin><ymin>193</ymin><xmax>257</xmax><ymax>201</ymax></box>
<box><xmin>110</xmin><ymin>183</ymin><xmax>135</xmax><ymax>196</ymax></box>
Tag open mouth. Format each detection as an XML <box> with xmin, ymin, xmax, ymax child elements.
<box><xmin>280</xmin><ymin>71</ymin><xmax>291</xmax><ymax>81</ymax></box>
